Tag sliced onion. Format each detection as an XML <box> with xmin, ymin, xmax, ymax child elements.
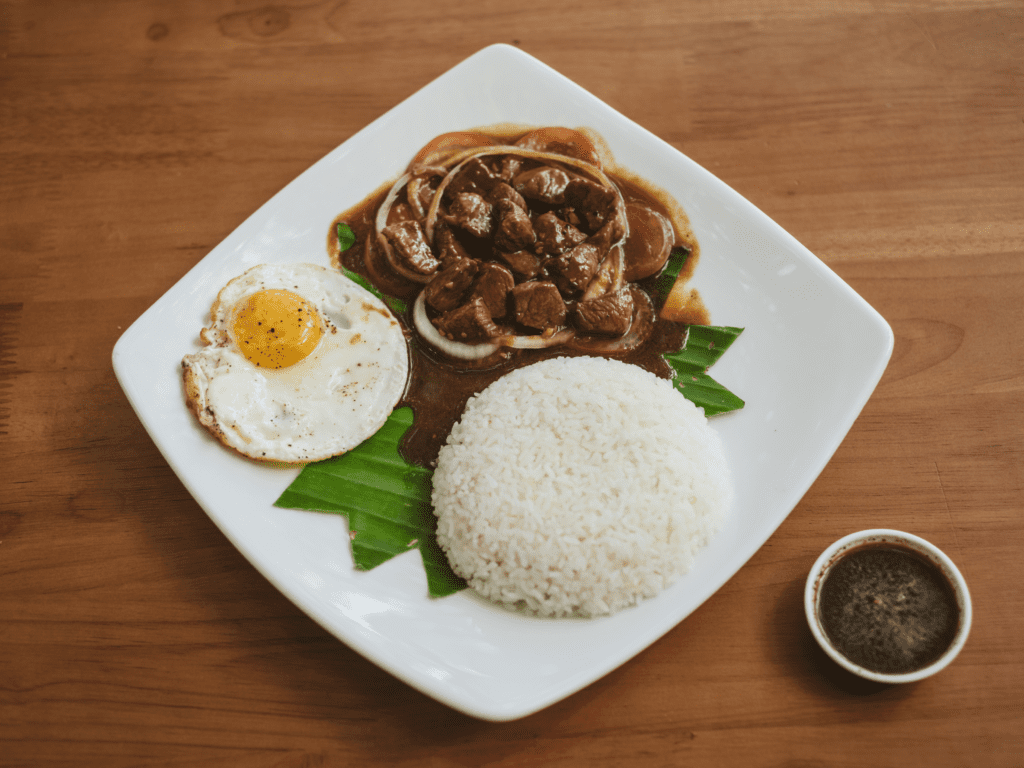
<box><xmin>375</xmin><ymin>165</ymin><xmax>445</xmax><ymax>230</ymax></box>
<box><xmin>412</xmin><ymin>292</ymin><xmax>578</xmax><ymax>358</ymax></box>
<box><xmin>406</xmin><ymin>178</ymin><xmax>428</xmax><ymax>219</ymax></box>
<box><xmin>375</xmin><ymin>171</ymin><xmax>414</xmax><ymax>235</ymax></box>
<box><xmin>503</xmin><ymin>328</ymin><xmax>575</xmax><ymax>349</ymax></box>
<box><xmin>405</xmin><ymin>166</ymin><xmax>447</xmax><ymax>220</ymax></box>
<box><xmin>412</xmin><ymin>291</ymin><xmax>501</xmax><ymax>360</ymax></box>
<box><xmin>581</xmin><ymin>244</ymin><xmax>625</xmax><ymax>302</ymax></box>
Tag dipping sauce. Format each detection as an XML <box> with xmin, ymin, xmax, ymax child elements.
<box><xmin>818</xmin><ymin>544</ymin><xmax>960</xmax><ymax>675</ymax></box>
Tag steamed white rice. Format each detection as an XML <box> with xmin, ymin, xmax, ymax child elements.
<box><xmin>432</xmin><ymin>356</ymin><xmax>732</xmax><ymax>617</ymax></box>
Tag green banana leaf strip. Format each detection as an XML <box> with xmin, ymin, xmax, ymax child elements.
<box><xmin>665</xmin><ymin>325</ymin><xmax>745</xmax><ymax>416</ymax></box>
<box><xmin>340</xmin><ymin>265</ymin><xmax>408</xmax><ymax>315</ymax></box>
<box><xmin>650</xmin><ymin>251</ymin><xmax>744</xmax><ymax>416</ymax></box>
<box><xmin>336</xmin><ymin>224</ymin><xmax>408</xmax><ymax>314</ymax></box>
<box><xmin>274</xmin><ymin>407</ymin><xmax>466</xmax><ymax>597</ymax></box>
<box><xmin>652</xmin><ymin>245</ymin><xmax>691</xmax><ymax>308</ymax></box>
<box><xmin>336</xmin><ymin>222</ymin><xmax>357</xmax><ymax>251</ymax></box>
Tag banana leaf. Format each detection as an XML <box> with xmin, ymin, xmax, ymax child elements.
<box><xmin>274</xmin><ymin>407</ymin><xmax>466</xmax><ymax>597</ymax></box>
<box><xmin>666</xmin><ymin>325</ymin><xmax>745</xmax><ymax>416</ymax></box>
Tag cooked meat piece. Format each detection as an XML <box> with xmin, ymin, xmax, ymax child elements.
<box><xmin>443</xmin><ymin>192</ymin><xmax>493</xmax><ymax>239</ymax></box>
<box><xmin>434</xmin><ymin>296</ymin><xmax>500</xmax><ymax>342</ymax></box>
<box><xmin>563</xmin><ymin>177</ymin><xmax>618</xmax><ymax>233</ymax></box>
<box><xmin>424</xmin><ymin>257</ymin><xmax>480</xmax><ymax>312</ymax></box>
<box><xmin>549</xmin><ymin>240</ymin><xmax>604</xmax><ymax>293</ymax></box>
<box><xmin>446</xmin><ymin>157</ymin><xmax>500</xmax><ymax>198</ymax></box>
<box><xmin>471</xmin><ymin>262</ymin><xmax>515</xmax><ymax>319</ymax></box>
<box><xmin>622</xmin><ymin>203</ymin><xmax>674</xmax><ymax>281</ymax></box>
<box><xmin>499</xmin><ymin>155</ymin><xmax>522</xmax><ymax>181</ymax></box>
<box><xmin>513</xmin><ymin>166</ymin><xmax>572</xmax><ymax>205</ymax></box>
<box><xmin>560</xmin><ymin>206</ymin><xmax>584</xmax><ymax>231</ymax></box>
<box><xmin>587</xmin><ymin>217</ymin><xmax>614</xmax><ymax>251</ymax></box>
<box><xmin>493</xmin><ymin>199</ymin><xmax>536</xmax><ymax>253</ymax></box>
<box><xmin>573</xmin><ymin>288</ymin><xmax>635</xmax><ymax>336</ymax></box>
<box><xmin>496</xmin><ymin>248</ymin><xmax>542</xmax><ymax>279</ymax></box>
<box><xmin>433</xmin><ymin>220</ymin><xmax>473</xmax><ymax>265</ymax></box>
<box><xmin>382</xmin><ymin>220</ymin><xmax>440</xmax><ymax>276</ymax></box>
<box><xmin>534</xmin><ymin>212</ymin><xmax>587</xmax><ymax>255</ymax></box>
<box><xmin>511</xmin><ymin>281</ymin><xmax>566</xmax><ymax>330</ymax></box>
<box><xmin>485</xmin><ymin>182</ymin><xmax>527</xmax><ymax>211</ymax></box>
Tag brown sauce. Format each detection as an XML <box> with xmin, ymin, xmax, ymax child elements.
<box><xmin>819</xmin><ymin>544</ymin><xmax>960</xmax><ymax>674</ymax></box>
<box><xmin>328</xmin><ymin>127</ymin><xmax>707</xmax><ymax>467</ymax></box>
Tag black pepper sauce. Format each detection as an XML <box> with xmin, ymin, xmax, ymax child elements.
<box><xmin>328</xmin><ymin>128</ymin><xmax>707</xmax><ymax>468</ymax></box>
<box><xmin>819</xmin><ymin>545</ymin><xmax>960</xmax><ymax>674</ymax></box>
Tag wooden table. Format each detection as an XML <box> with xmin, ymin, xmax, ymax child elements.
<box><xmin>3</xmin><ymin>1</ymin><xmax>1021</xmax><ymax>765</ymax></box>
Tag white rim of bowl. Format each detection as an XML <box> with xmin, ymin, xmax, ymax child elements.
<box><xmin>803</xmin><ymin>529</ymin><xmax>972</xmax><ymax>684</ymax></box>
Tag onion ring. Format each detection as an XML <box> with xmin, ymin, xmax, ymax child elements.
<box><xmin>413</xmin><ymin>292</ymin><xmax>579</xmax><ymax>358</ymax></box>
<box><xmin>503</xmin><ymin>329</ymin><xmax>576</xmax><ymax>349</ymax></box>
<box><xmin>412</xmin><ymin>291</ymin><xmax>501</xmax><ymax>360</ymax></box>
<box><xmin>582</xmin><ymin>244</ymin><xmax>625</xmax><ymax>302</ymax></box>
<box><xmin>375</xmin><ymin>171</ymin><xmax>414</xmax><ymax>235</ymax></box>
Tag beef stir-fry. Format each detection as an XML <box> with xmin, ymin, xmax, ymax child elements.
<box><xmin>365</xmin><ymin>128</ymin><xmax>680</xmax><ymax>361</ymax></box>
<box><xmin>330</xmin><ymin>127</ymin><xmax>707</xmax><ymax>465</ymax></box>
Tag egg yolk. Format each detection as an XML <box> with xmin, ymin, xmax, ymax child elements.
<box><xmin>231</xmin><ymin>289</ymin><xmax>323</xmax><ymax>369</ymax></box>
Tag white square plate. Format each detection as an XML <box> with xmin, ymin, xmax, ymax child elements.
<box><xmin>113</xmin><ymin>44</ymin><xmax>893</xmax><ymax>721</ymax></box>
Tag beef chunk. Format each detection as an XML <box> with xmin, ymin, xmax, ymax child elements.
<box><xmin>622</xmin><ymin>203</ymin><xmax>673</xmax><ymax>281</ymax></box>
<box><xmin>424</xmin><ymin>257</ymin><xmax>479</xmax><ymax>312</ymax></box>
<box><xmin>513</xmin><ymin>166</ymin><xmax>572</xmax><ymax>205</ymax></box>
<box><xmin>493</xmin><ymin>199</ymin><xmax>536</xmax><ymax>253</ymax></box>
<box><xmin>534</xmin><ymin>212</ymin><xmax>587</xmax><ymax>256</ymax></box>
<box><xmin>574</xmin><ymin>288</ymin><xmax>635</xmax><ymax>336</ymax></box>
<box><xmin>381</xmin><ymin>220</ymin><xmax>440</xmax><ymax>276</ymax></box>
<box><xmin>496</xmin><ymin>248</ymin><xmax>542</xmax><ymax>279</ymax></box>
<box><xmin>434</xmin><ymin>296</ymin><xmax>500</xmax><ymax>342</ymax></box>
<box><xmin>511</xmin><ymin>281</ymin><xmax>566</xmax><ymax>330</ymax></box>
<box><xmin>498</xmin><ymin>155</ymin><xmax>523</xmax><ymax>182</ymax></box>
<box><xmin>446</xmin><ymin>157</ymin><xmax>500</xmax><ymax>198</ymax></box>
<box><xmin>486</xmin><ymin>182</ymin><xmax>527</xmax><ymax>211</ymax></box>
<box><xmin>560</xmin><ymin>206</ymin><xmax>584</xmax><ymax>231</ymax></box>
<box><xmin>433</xmin><ymin>220</ymin><xmax>472</xmax><ymax>265</ymax></box>
<box><xmin>563</xmin><ymin>177</ymin><xmax>618</xmax><ymax>233</ymax></box>
<box><xmin>549</xmin><ymin>240</ymin><xmax>604</xmax><ymax>293</ymax></box>
<box><xmin>471</xmin><ymin>262</ymin><xmax>515</xmax><ymax>319</ymax></box>
<box><xmin>443</xmin><ymin>192</ymin><xmax>493</xmax><ymax>239</ymax></box>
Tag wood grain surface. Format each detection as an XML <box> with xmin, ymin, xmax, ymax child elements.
<box><xmin>2</xmin><ymin>1</ymin><xmax>1022</xmax><ymax>765</ymax></box>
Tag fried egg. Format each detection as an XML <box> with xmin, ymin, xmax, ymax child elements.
<box><xmin>182</xmin><ymin>263</ymin><xmax>408</xmax><ymax>463</ymax></box>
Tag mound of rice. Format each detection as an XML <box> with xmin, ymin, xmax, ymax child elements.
<box><xmin>432</xmin><ymin>356</ymin><xmax>732</xmax><ymax>617</ymax></box>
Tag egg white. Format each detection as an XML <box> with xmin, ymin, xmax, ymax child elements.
<box><xmin>182</xmin><ymin>263</ymin><xmax>408</xmax><ymax>463</ymax></box>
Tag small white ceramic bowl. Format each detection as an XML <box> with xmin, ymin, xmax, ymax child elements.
<box><xmin>804</xmin><ymin>529</ymin><xmax>972</xmax><ymax>683</ymax></box>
